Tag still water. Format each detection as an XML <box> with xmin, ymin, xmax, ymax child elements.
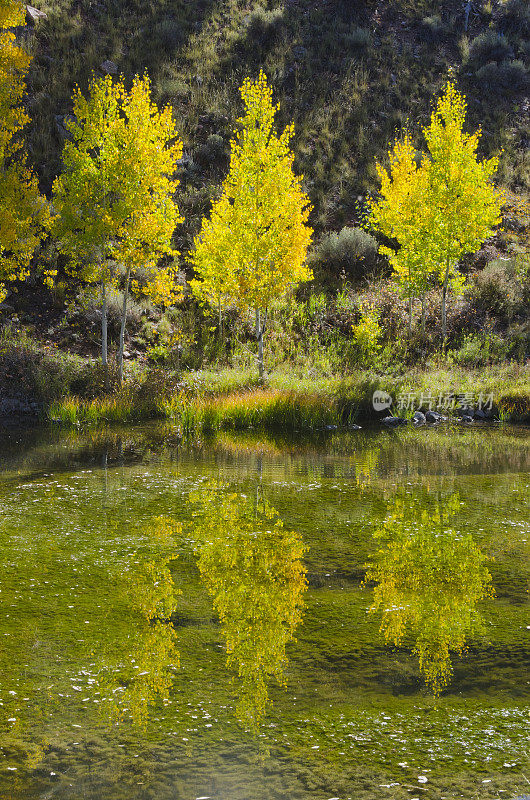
<box><xmin>0</xmin><ymin>422</ymin><xmax>528</xmax><ymax>799</ymax></box>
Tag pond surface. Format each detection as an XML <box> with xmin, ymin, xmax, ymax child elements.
<box><xmin>0</xmin><ymin>422</ymin><xmax>528</xmax><ymax>800</ymax></box>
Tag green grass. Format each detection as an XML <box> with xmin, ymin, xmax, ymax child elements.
<box><xmin>398</xmin><ymin>363</ymin><xmax>530</xmax><ymax>422</ymax></box>
<box><xmin>49</xmin><ymin>394</ymin><xmax>136</xmax><ymax>425</ymax></box>
<box><xmin>47</xmin><ymin>363</ymin><xmax>530</xmax><ymax>429</ymax></box>
<box><xmin>162</xmin><ymin>388</ymin><xmax>345</xmax><ymax>435</ymax></box>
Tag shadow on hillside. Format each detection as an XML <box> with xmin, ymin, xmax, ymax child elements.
<box><xmin>201</xmin><ymin>0</ymin><xmax>529</xmax><ymax>227</ymax></box>
<box><xmin>26</xmin><ymin>0</ymin><xmax>220</xmax><ymax>189</ymax></box>
<box><xmin>25</xmin><ymin>0</ymin><xmax>529</xmax><ymax>215</ymax></box>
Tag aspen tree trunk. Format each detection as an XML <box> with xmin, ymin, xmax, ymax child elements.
<box><xmin>408</xmin><ymin>297</ymin><xmax>413</xmax><ymax>333</ymax></box>
<box><xmin>101</xmin><ymin>278</ymin><xmax>109</xmax><ymax>390</ymax></box>
<box><xmin>118</xmin><ymin>266</ymin><xmax>131</xmax><ymax>386</ymax></box>
<box><xmin>256</xmin><ymin>309</ymin><xmax>265</xmax><ymax>381</ymax></box>
<box><xmin>421</xmin><ymin>293</ymin><xmax>426</xmax><ymax>334</ymax></box>
<box><xmin>441</xmin><ymin>258</ymin><xmax>451</xmax><ymax>344</ymax></box>
<box><xmin>442</xmin><ymin>285</ymin><xmax>448</xmax><ymax>341</ymax></box>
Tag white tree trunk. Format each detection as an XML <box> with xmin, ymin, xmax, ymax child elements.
<box><xmin>256</xmin><ymin>308</ymin><xmax>265</xmax><ymax>381</ymax></box>
<box><xmin>442</xmin><ymin>284</ymin><xmax>447</xmax><ymax>342</ymax></box>
<box><xmin>441</xmin><ymin>256</ymin><xmax>451</xmax><ymax>345</ymax></box>
<box><xmin>118</xmin><ymin>267</ymin><xmax>131</xmax><ymax>385</ymax></box>
<box><xmin>101</xmin><ymin>279</ymin><xmax>109</xmax><ymax>391</ymax></box>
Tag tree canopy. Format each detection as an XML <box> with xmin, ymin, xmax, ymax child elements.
<box><xmin>0</xmin><ymin>0</ymin><xmax>50</xmax><ymax>302</ymax></box>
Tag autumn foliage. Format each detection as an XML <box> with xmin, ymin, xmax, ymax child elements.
<box><xmin>370</xmin><ymin>81</ymin><xmax>505</xmax><ymax>340</ymax></box>
<box><xmin>190</xmin><ymin>71</ymin><xmax>313</xmax><ymax>377</ymax></box>
<box><xmin>0</xmin><ymin>0</ymin><xmax>49</xmax><ymax>302</ymax></box>
<box><xmin>52</xmin><ymin>74</ymin><xmax>183</xmax><ymax>376</ymax></box>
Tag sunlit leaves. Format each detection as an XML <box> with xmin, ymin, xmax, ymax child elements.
<box><xmin>0</xmin><ymin>0</ymin><xmax>50</xmax><ymax>302</ymax></box>
<box><xmin>190</xmin><ymin>71</ymin><xmax>313</xmax><ymax>314</ymax></box>
<box><xmin>370</xmin><ymin>81</ymin><xmax>505</xmax><ymax>330</ymax></box>
<box><xmin>422</xmin><ymin>82</ymin><xmax>504</xmax><ymax>285</ymax></box>
<box><xmin>52</xmin><ymin>74</ymin><xmax>183</xmax><ymax>303</ymax></box>
<box><xmin>366</xmin><ymin>494</ymin><xmax>493</xmax><ymax>694</ymax></box>
<box><xmin>370</xmin><ymin>134</ymin><xmax>432</xmax><ymax>302</ymax></box>
<box><xmin>189</xmin><ymin>481</ymin><xmax>307</xmax><ymax>726</ymax></box>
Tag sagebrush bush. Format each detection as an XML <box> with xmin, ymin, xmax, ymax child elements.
<box><xmin>474</xmin><ymin>60</ymin><xmax>528</xmax><ymax>96</ymax></box>
<box><xmin>309</xmin><ymin>226</ymin><xmax>380</xmax><ymax>285</ymax></box>
<box><xmin>421</xmin><ymin>14</ymin><xmax>449</xmax><ymax>42</ymax></box>
<box><xmin>0</xmin><ymin>326</ymin><xmax>87</xmax><ymax>404</ymax></box>
<box><xmin>195</xmin><ymin>133</ymin><xmax>226</xmax><ymax>167</ymax></box>
<box><xmin>246</xmin><ymin>7</ymin><xmax>285</xmax><ymax>46</ymax></box>
<box><xmin>343</xmin><ymin>27</ymin><xmax>371</xmax><ymax>50</ymax></box>
<box><xmin>467</xmin><ymin>31</ymin><xmax>513</xmax><ymax>68</ymax></box>
<box><xmin>497</xmin><ymin>0</ymin><xmax>530</xmax><ymax>41</ymax></box>
<box><xmin>467</xmin><ymin>259</ymin><xmax>519</xmax><ymax>322</ymax></box>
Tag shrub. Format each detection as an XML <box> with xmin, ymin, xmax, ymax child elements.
<box><xmin>452</xmin><ymin>330</ymin><xmax>512</xmax><ymax>367</ymax></box>
<box><xmin>421</xmin><ymin>15</ymin><xmax>449</xmax><ymax>42</ymax></box>
<box><xmin>246</xmin><ymin>8</ymin><xmax>284</xmax><ymax>46</ymax></box>
<box><xmin>474</xmin><ymin>60</ymin><xmax>528</xmax><ymax>96</ymax></box>
<box><xmin>467</xmin><ymin>259</ymin><xmax>518</xmax><ymax>322</ymax></box>
<box><xmin>497</xmin><ymin>0</ymin><xmax>530</xmax><ymax>41</ymax></box>
<box><xmin>0</xmin><ymin>326</ymin><xmax>87</xmax><ymax>404</ymax></box>
<box><xmin>309</xmin><ymin>226</ymin><xmax>380</xmax><ymax>285</ymax></box>
<box><xmin>151</xmin><ymin>19</ymin><xmax>185</xmax><ymax>50</ymax></box>
<box><xmin>506</xmin><ymin>321</ymin><xmax>530</xmax><ymax>361</ymax></box>
<box><xmin>467</xmin><ymin>31</ymin><xmax>513</xmax><ymax>68</ymax></box>
<box><xmin>195</xmin><ymin>134</ymin><xmax>226</xmax><ymax>167</ymax></box>
<box><xmin>343</xmin><ymin>27</ymin><xmax>371</xmax><ymax>50</ymax></box>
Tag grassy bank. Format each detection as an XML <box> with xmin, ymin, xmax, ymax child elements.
<box><xmin>47</xmin><ymin>364</ymin><xmax>530</xmax><ymax>430</ymax></box>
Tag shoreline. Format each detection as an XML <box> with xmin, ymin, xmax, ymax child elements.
<box><xmin>44</xmin><ymin>373</ymin><xmax>530</xmax><ymax>430</ymax></box>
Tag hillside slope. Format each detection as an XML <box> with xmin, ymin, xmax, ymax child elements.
<box><xmin>22</xmin><ymin>0</ymin><xmax>529</xmax><ymax>261</ymax></box>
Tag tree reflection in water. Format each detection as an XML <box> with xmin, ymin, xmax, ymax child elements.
<box><xmin>365</xmin><ymin>494</ymin><xmax>494</xmax><ymax>694</ymax></box>
<box><xmin>190</xmin><ymin>481</ymin><xmax>307</xmax><ymax>726</ymax></box>
<box><xmin>102</xmin><ymin>516</ymin><xmax>181</xmax><ymax>726</ymax></box>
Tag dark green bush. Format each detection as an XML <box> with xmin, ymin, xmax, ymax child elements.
<box><xmin>468</xmin><ymin>31</ymin><xmax>513</xmax><ymax>68</ymax></box>
<box><xmin>421</xmin><ymin>15</ymin><xmax>449</xmax><ymax>42</ymax></box>
<box><xmin>497</xmin><ymin>0</ymin><xmax>530</xmax><ymax>41</ymax></box>
<box><xmin>468</xmin><ymin>259</ymin><xmax>519</xmax><ymax>323</ymax></box>
<box><xmin>343</xmin><ymin>27</ymin><xmax>371</xmax><ymax>50</ymax></box>
<box><xmin>474</xmin><ymin>59</ymin><xmax>528</xmax><ymax>96</ymax></box>
<box><xmin>309</xmin><ymin>226</ymin><xmax>380</xmax><ymax>286</ymax></box>
<box><xmin>452</xmin><ymin>330</ymin><xmax>512</xmax><ymax>367</ymax></box>
<box><xmin>246</xmin><ymin>7</ymin><xmax>285</xmax><ymax>46</ymax></box>
<box><xmin>0</xmin><ymin>326</ymin><xmax>87</xmax><ymax>404</ymax></box>
<box><xmin>195</xmin><ymin>134</ymin><xmax>226</xmax><ymax>167</ymax></box>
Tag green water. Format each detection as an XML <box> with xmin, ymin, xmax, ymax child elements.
<box><xmin>0</xmin><ymin>422</ymin><xmax>528</xmax><ymax>800</ymax></box>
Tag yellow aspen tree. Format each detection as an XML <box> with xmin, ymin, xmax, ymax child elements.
<box><xmin>190</xmin><ymin>71</ymin><xmax>313</xmax><ymax>379</ymax></box>
<box><xmin>52</xmin><ymin>74</ymin><xmax>183</xmax><ymax>383</ymax></box>
<box><xmin>369</xmin><ymin>134</ymin><xmax>434</xmax><ymax>333</ymax></box>
<box><xmin>0</xmin><ymin>0</ymin><xmax>50</xmax><ymax>303</ymax></box>
<box><xmin>370</xmin><ymin>81</ymin><xmax>504</xmax><ymax>342</ymax></box>
<box><xmin>422</xmin><ymin>81</ymin><xmax>504</xmax><ymax>341</ymax></box>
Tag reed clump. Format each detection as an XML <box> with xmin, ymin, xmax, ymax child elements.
<box><xmin>162</xmin><ymin>389</ymin><xmax>344</xmax><ymax>435</ymax></box>
<box><xmin>47</xmin><ymin>366</ymin><xmax>530</xmax><ymax>429</ymax></box>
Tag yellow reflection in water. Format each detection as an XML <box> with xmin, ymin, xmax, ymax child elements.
<box><xmin>365</xmin><ymin>494</ymin><xmax>494</xmax><ymax>694</ymax></box>
<box><xmin>190</xmin><ymin>481</ymin><xmax>307</xmax><ymax>726</ymax></box>
<box><xmin>103</xmin><ymin>516</ymin><xmax>181</xmax><ymax>726</ymax></box>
